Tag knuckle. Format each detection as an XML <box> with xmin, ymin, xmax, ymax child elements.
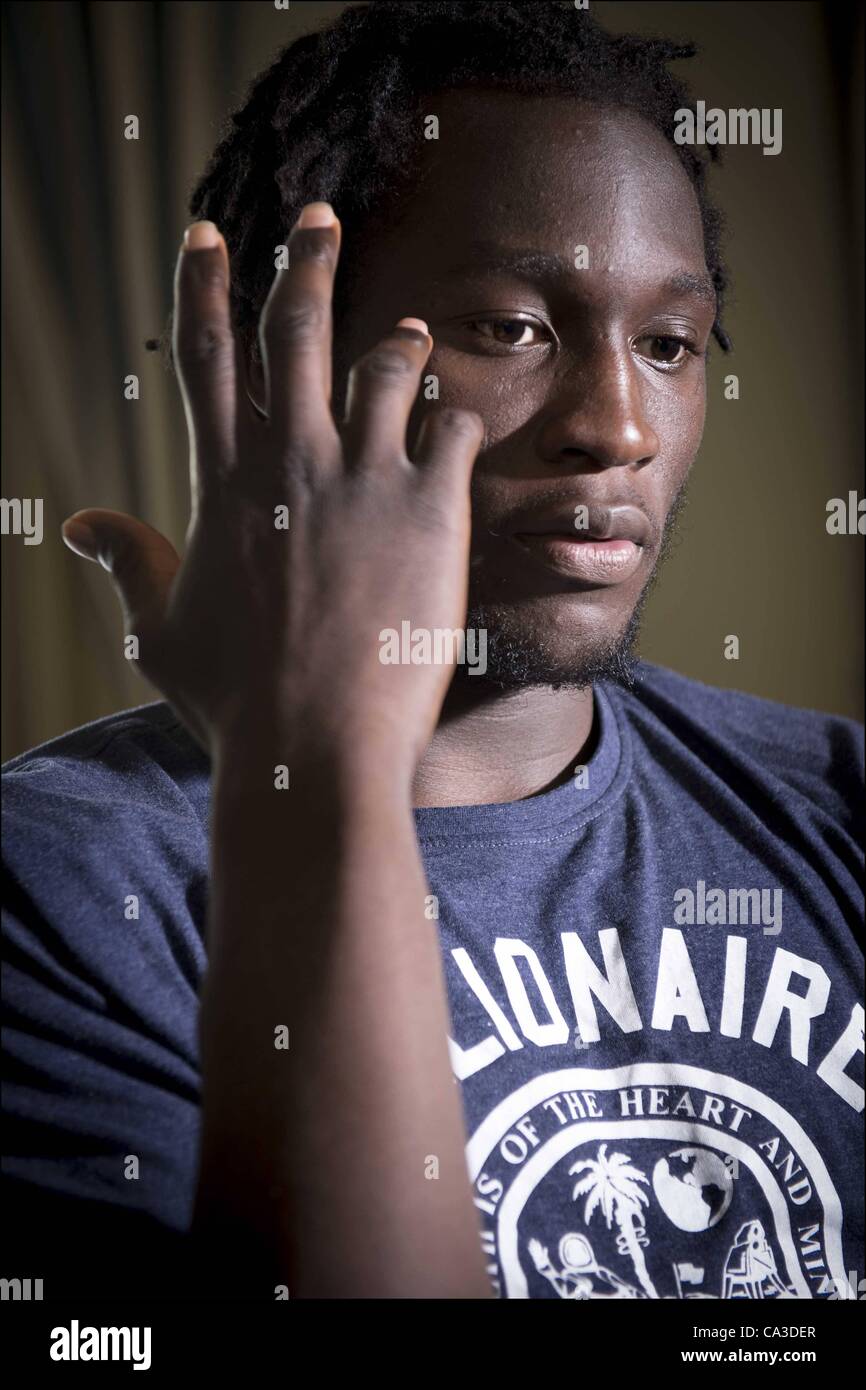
<box><xmin>437</xmin><ymin>406</ymin><xmax>483</xmax><ymax>437</ymax></box>
<box><xmin>264</xmin><ymin>297</ymin><xmax>328</xmax><ymax>349</ymax></box>
<box><xmin>191</xmin><ymin>262</ymin><xmax>228</xmax><ymax>294</ymax></box>
<box><xmin>289</xmin><ymin>228</ymin><xmax>337</xmax><ymax>267</ymax></box>
<box><xmin>411</xmin><ymin>488</ymin><xmax>451</xmax><ymax>532</ymax></box>
<box><xmin>107</xmin><ymin>537</ymin><xmax>144</xmax><ymax>591</ymax></box>
<box><xmin>176</xmin><ymin>321</ymin><xmax>234</xmax><ymax>368</ymax></box>
<box><xmin>279</xmin><ymin>439</ymin><xmax>322</xmax><ymax>489</ymax></box>
<box><xmin>354</xmin><ymin>345</ymin><xmax>414</xmax><ymax>385</ymax></box>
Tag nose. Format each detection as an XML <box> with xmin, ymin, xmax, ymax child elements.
<box><xmin>537</xmin><ymin>345</ymin><xmax>659</xmax><ymax>472</ymax></box>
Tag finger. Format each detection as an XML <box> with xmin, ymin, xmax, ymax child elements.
<box><xmin>61</xmin><ymin>509</ymin><xmax>180</xmax><ymax>643</ymax></box>
<box><xmin>341</xmin><ymin>319</ymin><xmax>432</xmax><ymax>468</ymax></box>
<box><xmin>258</xmin><ymin>202</ymin><xmax>342</xmax><ymax>458</ymax></box>
<box><xmin>173</xmin><ymin>221</ymin><xmax>237</xmax><ymax>500</ymax></box>
<box><xmin>411</xmin><ymin>405</ymin><xmax>485</xmax><ymax>492</ymax></box>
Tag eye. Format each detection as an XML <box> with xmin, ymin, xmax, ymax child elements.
<box><xmin>463</xmin><ymin>316</ymin><xmax>549</xmax><ymax>350</ymax></box>
<box><xmin>634</xmin><ymin>335</ymin><xmax>698</xmax><ymax>369</ymax></box>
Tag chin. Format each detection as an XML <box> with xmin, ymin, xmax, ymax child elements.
<box><xmin>460</xmin><ymin>598</ymin><xmax>644</xmax><ymax>691</ymax></box>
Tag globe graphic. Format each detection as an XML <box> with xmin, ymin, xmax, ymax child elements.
<box><xmin>652</xmin><ymin>1147</ymin><xmax>734</xmax><ymax>1232</ymax></box>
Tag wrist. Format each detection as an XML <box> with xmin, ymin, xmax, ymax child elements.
<box><xmin>213</xmin><ymin>718</ymin><xmax>414</xmax><ymax>809</ymax></box>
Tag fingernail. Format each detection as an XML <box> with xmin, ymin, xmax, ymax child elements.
<box><xmin>184</xmin><ymin>220</ymin><xmax>220</xmax><ymax>250</ymax></box>
<box><xmin>61</xmin><ymin>518</ymin><xmax>97</xmax><ymax>557</ymax></box>
<box><xmin>396</xmin><ymin>317</ymin><xmax>429</xmax><ymax>335</ymax></box>
<box><xmin>296</xmin><ymin>202</ymin><xmax>336</xmax><ymax>229</ymax></box>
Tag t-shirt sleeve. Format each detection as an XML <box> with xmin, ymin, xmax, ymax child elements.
<box><xmin>631</xmin><ymin>662</ymin><xmax>865</xmax><ymax>833</ymax></box>
<box><xmin>1</xmin><ymin>708</ymin><xmax>211</xmax><ymax>1297</ymax></box>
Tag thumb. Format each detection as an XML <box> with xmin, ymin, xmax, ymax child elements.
<box><xmin>61</xmin><ymin>508</ymin><xmax>181</xmax><ymax>636</ymax></box>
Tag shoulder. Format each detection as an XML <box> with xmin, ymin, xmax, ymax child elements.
<box><xmin>2</xmin><ymin>701</ymin><xmax>209</xmax><ymax>822</ymax></box>
<box><xmin>607</xmin><ymin>661</ymin><xmax>864</xmax><ymax>823</ymax></box>
<box><xmin>2</xmin><ymin>702</ymin><xmax>210</xmax><ymax>913</ymax></box>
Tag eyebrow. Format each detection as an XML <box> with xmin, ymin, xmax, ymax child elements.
<box><xmin>447</xmin><ymin>241</ymin><xmax>718</xmax><ymax>307</ymax></box>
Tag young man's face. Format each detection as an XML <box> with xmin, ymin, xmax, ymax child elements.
<box><xmin>331</xmin><ymin>89</ymin><xmax>717</xmax><ymax>687</ymax></box>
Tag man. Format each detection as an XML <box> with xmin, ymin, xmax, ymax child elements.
<box><xmin>2</xmin><ymin>1</ymin><xmax>862</xmax><ymax>1300</ymax></box>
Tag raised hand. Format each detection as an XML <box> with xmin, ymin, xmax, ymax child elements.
<box><xmin>62</xmin><ymin>203</ymin><xmax>484</xmax><ymax>775</ymax></box>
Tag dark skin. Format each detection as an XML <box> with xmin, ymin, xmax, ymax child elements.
<box><xmin>59</xmin><ymin>92</ymin><xmax>717</xmax><ymax>1297</ymax></box>
<box><xmin>250</xmin><ymin>91</ymin><xmax>716</xmax><ymax>807</ymax></box>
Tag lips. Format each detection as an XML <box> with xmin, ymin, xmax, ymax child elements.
<box><xmin>508</xmin><ymin>502</ymin><xmax>652</xmax><ymax>587</ymax></box>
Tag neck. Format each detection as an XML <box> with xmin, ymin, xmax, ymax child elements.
<box><xmin>412</xmin><ymin>679</ymin><xmax>596</xmax><ymax>808</ymax></box>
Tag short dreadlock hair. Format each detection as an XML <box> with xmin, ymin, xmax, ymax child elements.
<box><xmin>148</xmin><ymin>0</ymin><xmax>731</xmax><ymax>367</ymax></box>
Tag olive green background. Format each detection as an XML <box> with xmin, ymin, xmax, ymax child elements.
<box><xmin>2</xmin><ymin>1</ymin><xmax>863</xmax><ymax>760</ymax></box>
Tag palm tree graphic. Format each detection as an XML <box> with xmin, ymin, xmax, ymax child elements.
<box><xmin>569</xmin><ymin>1143</ymin><xmax>659</xmax><ymax>1298</ymax></box>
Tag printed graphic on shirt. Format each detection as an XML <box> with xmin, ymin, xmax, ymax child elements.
<box><xmin>467</xmin><ymin>1065</ymin><xmax>846</xmax><ymax>1299</ymax></box>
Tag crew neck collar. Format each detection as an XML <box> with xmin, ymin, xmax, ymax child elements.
<box><xmin>413</xmin><ymin>681</ymin><xmax>632</xmax><ymax>850</ymax></box>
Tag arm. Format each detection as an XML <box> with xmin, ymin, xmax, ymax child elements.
<box><xmin>62</xmin><ymin>205</ymin><xmax>491</xmax><ymax>1298</ymax></box>
<box><xmin>195</xmin><ymin>746</ymin><xmax>491</xmax><ymax>1297</ymax></box>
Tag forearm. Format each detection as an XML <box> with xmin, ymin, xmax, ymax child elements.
<box><xmin>192</xmin><ymin>734</ymin><xmax>491</xmax><ymax>1299</ymax></box>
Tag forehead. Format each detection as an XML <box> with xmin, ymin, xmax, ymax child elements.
<box><xmin>391</xmin><ymin>88</ymin><xmax>708</xmax><ymax>278</ymax></box>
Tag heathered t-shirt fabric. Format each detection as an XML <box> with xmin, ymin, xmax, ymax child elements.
<box><xmin>2</xmin><ymin>662</ymin><xmax>863</xmax><ymax>1300</ymax></box>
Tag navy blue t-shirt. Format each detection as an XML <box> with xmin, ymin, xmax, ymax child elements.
<box><xmin>2</xmin><ymin>663</ymin><xmax>863</xmax><ymax>1300</ymax></box>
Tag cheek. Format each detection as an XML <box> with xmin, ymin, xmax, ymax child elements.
<box><xmin>424</xmin><ymin>347</ymin><xmax>549</xmax><ymax>445</ymax></box>
<box><xmin>409</xmin><ymin>344</ymin><xmax>708</xmax><ymax>514</ymax></box>
<box><xmin>646</xmin><ymin>369</ymin><xmax>707</xmax><ymax>487</ymax></box>
<box><xmin>404</xmin><ymin>351</ymin><xmax>543</xmax><ymax>464</ymax></box>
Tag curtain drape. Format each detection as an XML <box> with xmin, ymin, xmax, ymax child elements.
<box><xmin>2</xmin><ymin>1</ymin><xmax>862</xmax><ymax>760</ymax></box>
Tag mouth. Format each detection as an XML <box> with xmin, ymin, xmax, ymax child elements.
<box><xmin>507</xmin><ymin>503</ymin><xmax>652</xmax><ymax>587</ymax></box>
<box><xmin>510</xmin><ymin>532</ymin><xmax>644</xmax><ymax>585</ymax></box>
